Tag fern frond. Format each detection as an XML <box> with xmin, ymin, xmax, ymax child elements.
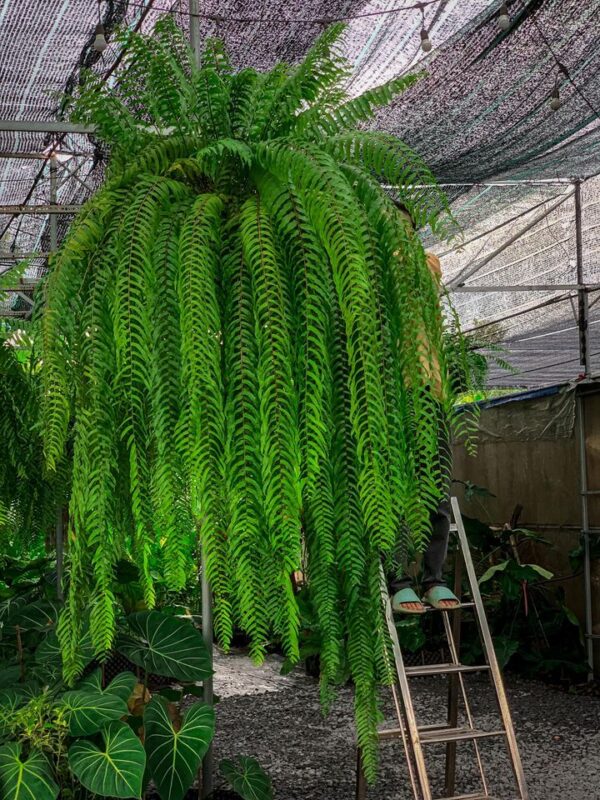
<box><xmin>240</xmin><ymin>195</ymin><xmax>302</xmax><ymax>660</ymax></box>
<box><xmin>222</xmin><ymin>217</ymin><xmax>269</xmax><ymax>662</ymax></box>
<box><xmin>294</xmin><ymin>73</ymin><xmax>421</xmax><ymax>138</ymax></box>
<box><xmin>178</xmin><ymin>193</ymin><xmax>232</xmax><ymax>645</ymax></box>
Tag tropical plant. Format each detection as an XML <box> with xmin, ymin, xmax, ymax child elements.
<box><xmin>0</xmin><ymin>322</ymin><xmax>65</xmax><ymax>556</ymax></box>
<box><xmin>464</xmin><ymin>515</ymin><xmax>586</xmax><ymax>677</ymax></box>
<box><xmin>0</xmin><ymin>602</ymin><xmax>219</xmax><ymax>799</ymax></box>
<box><xmin>41</xmin><ymin>17</ymin><xmax>461</xmax><ymax>777</ymax></box>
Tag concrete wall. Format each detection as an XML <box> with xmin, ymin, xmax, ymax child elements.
<box><xmin>452</xmin><ymin>387</ymin><xmax>600</xmax><ymax>669</ymax></box>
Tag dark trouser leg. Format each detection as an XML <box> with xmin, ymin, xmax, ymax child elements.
<box><xmin>423</xmin><ymin>413</ymin><xmax>452</xmax><ymax>588</ymax></box>
<box><xmin>422</xmin><ymin>496</ymin><xmax>451</xmax><ymax>589</ymax></box>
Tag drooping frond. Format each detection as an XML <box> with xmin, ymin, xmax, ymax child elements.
<box><xmin>40</xmin><ymin>20</ymin><xmax>468</xmax><ymax>782</ymax></box>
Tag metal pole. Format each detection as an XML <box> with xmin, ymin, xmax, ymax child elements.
<box><xmin>187</xmin><ymin>4</ymin><xmax>213</xmax><ymax>794</ymax></box>
<box><xmin>55</xmin><ymin>508</ymin><xmax>64</xmax><ymax>602</ymax></box>
<box><xmin>189</xmin><ymin>0</ymin><xmax>201</xmax><ymax>68</ymax></box>
<box><xmin>49</xmin><ymin>155</ymin><xmax>65</xmax><ymax>603</ymax></box>
<box><xmin>574</xmin><ymin>178</ymin><xmax>594</xmax><ymax>678</ymax></box>
<box><xmin>577</xmin><ymin>394</ymin><xmax>595</xmax><ymax>677</ymax></box>
<box><xmin>200</xmin><ymin>545</ymin><xmax>214</xmax><ymax>798</ymax></box>
<box><xmin>574</xmin><ymin>180</ymin><xmax>591</xmax><ymax>376</ymax></box>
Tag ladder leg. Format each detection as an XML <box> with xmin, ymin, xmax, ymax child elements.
<box><xmin>444</xmin><ymin>547</ymin><xmax>463</xmax><ymax>797</ymax></box>
<box><xmin>451</xmin><ymin>497</ymin><xmax>529</xmax><ymax>800</ymax></box>
<box><xmin>442</xmin><ymin>611</ymin><xmax>489</xmax><ymax>797</ymax></box>
<box><xmin>355</xmin><ymin>748</ymin><xmax>367</xmax><ymax>800</ymax></box>
<box><xmin>380</xmin><ymin>565</ymin><xmax>432</xmax><ymax>800</ymax></box>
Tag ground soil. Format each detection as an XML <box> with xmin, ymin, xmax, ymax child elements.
<box><xmin>209</xmin><ymin>650</ymin><xmax>600</xmax><ymax>799</ymax></box>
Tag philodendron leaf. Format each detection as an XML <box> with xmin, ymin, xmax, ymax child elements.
<box><xmin>15</xmin><ymin>601</ymin><xmax>60</xmax><ymax>632</ymax></box>
<box><xmin>60</xmin><ymin>690</ymin><xmax>128</xmax><ymax>736</ymax></box>
<box><xmin>34</xmin><ymin>629</ymin><xmax>95</xmax><ymax>675</ymax></box>
<box><xmin>144</xmin><ymin>697</ymin><xmax>215</xmax><ymax>800</ymax></box>
<box><xmin>220</xmin><ymin>756</ymin><xmax>273</xmax><ymax>800</ymax></box>
<box><xmin>0</xmin><ymin>743</ymin><xmax>59</xmax><ymax>800</ymax></box>
<box><xmin>68</xmin><ymin>720</ymin><xmax>146</xmax><ymax>799</ymax></box>
<box><xmin>105</xmin><ymin>671</ymin><xmax>137</xmax><ymax>702</ymax></box>
<box><xmin>76</xmin><ymin>668</ymin><xmax>103</xmax><ymax>692</ymax></box>
<box><xmin>118</xmin><ymin>611</ymin><xmax>212</xmax><ymax>681</ymax></box>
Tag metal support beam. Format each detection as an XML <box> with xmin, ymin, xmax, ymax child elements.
<box><xmin>0</xmin><ymin>253</ymin><xmax>51</xmax><ymax>259</ymax></box>
<box><xmin>0</xmin><ymin>120</ymin><xmax>95</xmax><ymax>134</ymax></box>
<box><xmin>574</xmin><ymin>180</ymin><xmax>591</xmax><ymax>376</ymax></box>
<box><xmin>0</xmin><ymin>151</ymin><xmax>91</xmax><ymax>160</ymax></box>
<box><xmin>453</xmin><ymin>283</ymin><xmax>600</xmax><ymax>293</ymax></box>
<box><xmin>447</xmin><ymin>189</ymin><xmax>576</xmax><ymax>289</ymax></box>
<box><xmin>0</xmin><ymin>204</ymin><xmax>81</xmax><ymax>215</ymax></box>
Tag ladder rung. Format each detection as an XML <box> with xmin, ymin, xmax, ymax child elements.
<box><xmin>436</xmin><ymin>794</ymin><xmax>504</xmax><ymax>800</ymax></box>
<box><xmin>377</xmin><ymin>724</ymin><xmax>506</xmax><ymax>744</ymax></box>
<box><xmin>405</xmin><ymin>662</ymin><xmax>490</xmax><ymax>677</ymax></box>
<box><xmin>424</xmin><ymin>601</ymin><xmax>475</xmax><ymax>613</ymax></box>
<box><xmin>420</xmin><ymin>726</ymin><xmax>506</xmax><ymax>744</ymax></box>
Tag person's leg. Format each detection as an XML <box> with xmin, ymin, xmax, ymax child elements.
<box><xmin>421</xmin><ymin>417</ymin><xmax>459</xmax><ymax>608</ymax></box>
<box><xmin>422</xmin><ymin>496</ymin><xmax>451</xmax><ymax>588</ymax></box>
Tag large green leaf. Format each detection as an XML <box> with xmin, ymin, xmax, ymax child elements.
<box><xmin>34</xmin><ymin>630</ymin><xmax>95</xmax><ymax>678</ymax></box>
<box><xmin>118</xmin><ymin>611</ymin><xmax>212</xmax><ymax>681</ymax></box>
<box><xmin>15</xmin><ymin>602</ymin><xmax>59</xmax><ymax>632</ymax></box>
<box><xmin>0</xmin><ymin>743</ymin><xmax>59</xmax><ymax>800</ymax></box>
<box><xmin>68</xmin><ymin>720</ymin><xmax>146</xmax><ymax>799</ymax></box>
<box><xmin>60</xmin><ymin>689</ymin><xmax>128</xmax><ymax>736</ymax></box>
<box><xmin>220</xmin><ymin>756</ymin><xmax>273</xmax><ymax>800</ymax></box>
<box><xmin>105</xmin><ymin>671</ymin><xmax>137</xmax><ymax>702</ymax></box>
<box><xmin>0</xmin><ymin>666</ymin><xmax>21</xmax><ymax>688</ymax></box>
<box><xmin>144</xmin><ymin>697</ymin><xmax>215</xmax><ymax>800</ymax></box>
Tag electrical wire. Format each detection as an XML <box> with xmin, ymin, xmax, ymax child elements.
<box><xmin>529</xmin><ymin>9</ymin><xmax>600</xmax><ymax>121</ymax></box>
<box><xmin>123</xmin><ymin>0</ymin><xmax>440</xmax><ymax>24</ymax></box>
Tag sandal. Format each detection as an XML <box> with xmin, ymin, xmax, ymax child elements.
<box><xmin>422</xmin><ymin>585</ymin><xmax>460</xmax><ymax>609</ymax></box>
<box><xmin>392</xmin><ymin>587</ymin><xmax>426</xmax><ymax>615</ymax></box>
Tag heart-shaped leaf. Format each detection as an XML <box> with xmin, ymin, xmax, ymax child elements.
<box><xmin>0</xmin><ymin>666</ymin><xmax>21</xmax><ymax>689</ymax></box>
<box><xmin>68</xmin><ymin>720</ymin><xmax>145</xmax><ymax>799</ymax></box>
<box><xmin>60</xmin><ymin>690</ymin><xmax>128</xmax><ymax>736</ymax></box>
<box><xmin>105</xmin><ymin>671</ymin><xmax>137</xmax><ymax>702</ymax></box>
<box><xmin>220</xmin><ymin>756</ymin><xmax>273</xmax><ymax>800</ymax></box>
<box><xmin>15</xmin><ymin>602</ymin><xmax>59</xmax><ymax>632</ymax></box>
<box><xmin>144</xmin><ymin>697</ymin><xmax>215</xmax><ymax>800</ymax></box>
<box><xmin>35</xmin><ymin>629</ymin><xmax>95</xmax><ymax>674</ymax></box>
<box><xmin>0</xmin><ymin>743</ymin><xmax>58</xmax><ymax>800</ymax></box>
<box><xmin>118</xmin><ymin>611</ymin><xmax>212</xmax><ymax>681</ymax></box>
<box><xmin>76</xmin><ymin>668</ymin><xmax>103</xmax><ymax>692</ymax></box>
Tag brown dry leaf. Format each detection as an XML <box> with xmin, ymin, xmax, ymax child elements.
<box><xmin>128</xmin><ymin>682</ymin><xmax>152</xmax><ymax>716</ymax></box>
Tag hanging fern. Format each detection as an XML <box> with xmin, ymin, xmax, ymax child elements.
<box><xmin>43</xmin><ymin>17</ymin><xmax>460</xmax><ymax>780</ymax></box>
<box><xmin>0</xmin><ymin>321</ymin><xmax>66</xmax><ymax>555</ymax></box>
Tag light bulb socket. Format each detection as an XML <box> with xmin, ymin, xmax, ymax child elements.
<box><xmin>93</xmin><ymin>23</ymin><xmax>108</xmax><ymax>52</ymax></box>
<box><xmin>498</xmin><ymin>4</ymin><xmax>510</xmax><ymax>31</ymax></box>
<box><xmin>420</xmin><ymin>28</ymin><xmax>432</xmax><ymax>52</ymax></box>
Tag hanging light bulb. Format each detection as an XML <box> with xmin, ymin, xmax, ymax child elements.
<box><xmin>420</xmin><ymin>27</ymin><xmax>432</xmax><ymax>52</ymax></box>
<box><xmin>93</xmin><ymin>23</ymin><xmax>108</xmax><ymax>52</ymax></box>
<box><xmin>498</xmin><ymin>3</ymin><xmax>510</xmax><ymax>31</ymax></box>
<box><xmin>550</xmin><ymin>86</ymin><xmax>562</xmax><ymax>111</ymax></box>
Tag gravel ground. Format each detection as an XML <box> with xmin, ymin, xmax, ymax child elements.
<box><xmin>211</xmin><ymin>652</ymin><xmax>600</xmax><ymax>800</ymax></box>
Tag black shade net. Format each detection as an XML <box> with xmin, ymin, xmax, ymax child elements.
<box><xmin>1</xmin><ymin>0</ymin><xmax>600</xmax><ymax>387</ymax></box>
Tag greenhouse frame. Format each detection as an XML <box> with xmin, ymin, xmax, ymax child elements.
<box><xmin>1</xmin><ymin>2</ymin><xmax>599</xmax><ymax>799</ymax></box>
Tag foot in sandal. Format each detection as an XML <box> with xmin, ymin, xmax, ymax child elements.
<box><xmin>422</xmin><ymin>584</ymin><xmax>460</xmax><ymax>609</ymax></box>
<box><xmin>392</xmin><ymin>587</ymin><xmax>426</xmax><ymax>615</ymax></box>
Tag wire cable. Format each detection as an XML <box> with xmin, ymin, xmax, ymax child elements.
<box><xmin>123</xmin><ymin>0</ymin><xmax>440</xmax><ymax>24</ymax></box>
